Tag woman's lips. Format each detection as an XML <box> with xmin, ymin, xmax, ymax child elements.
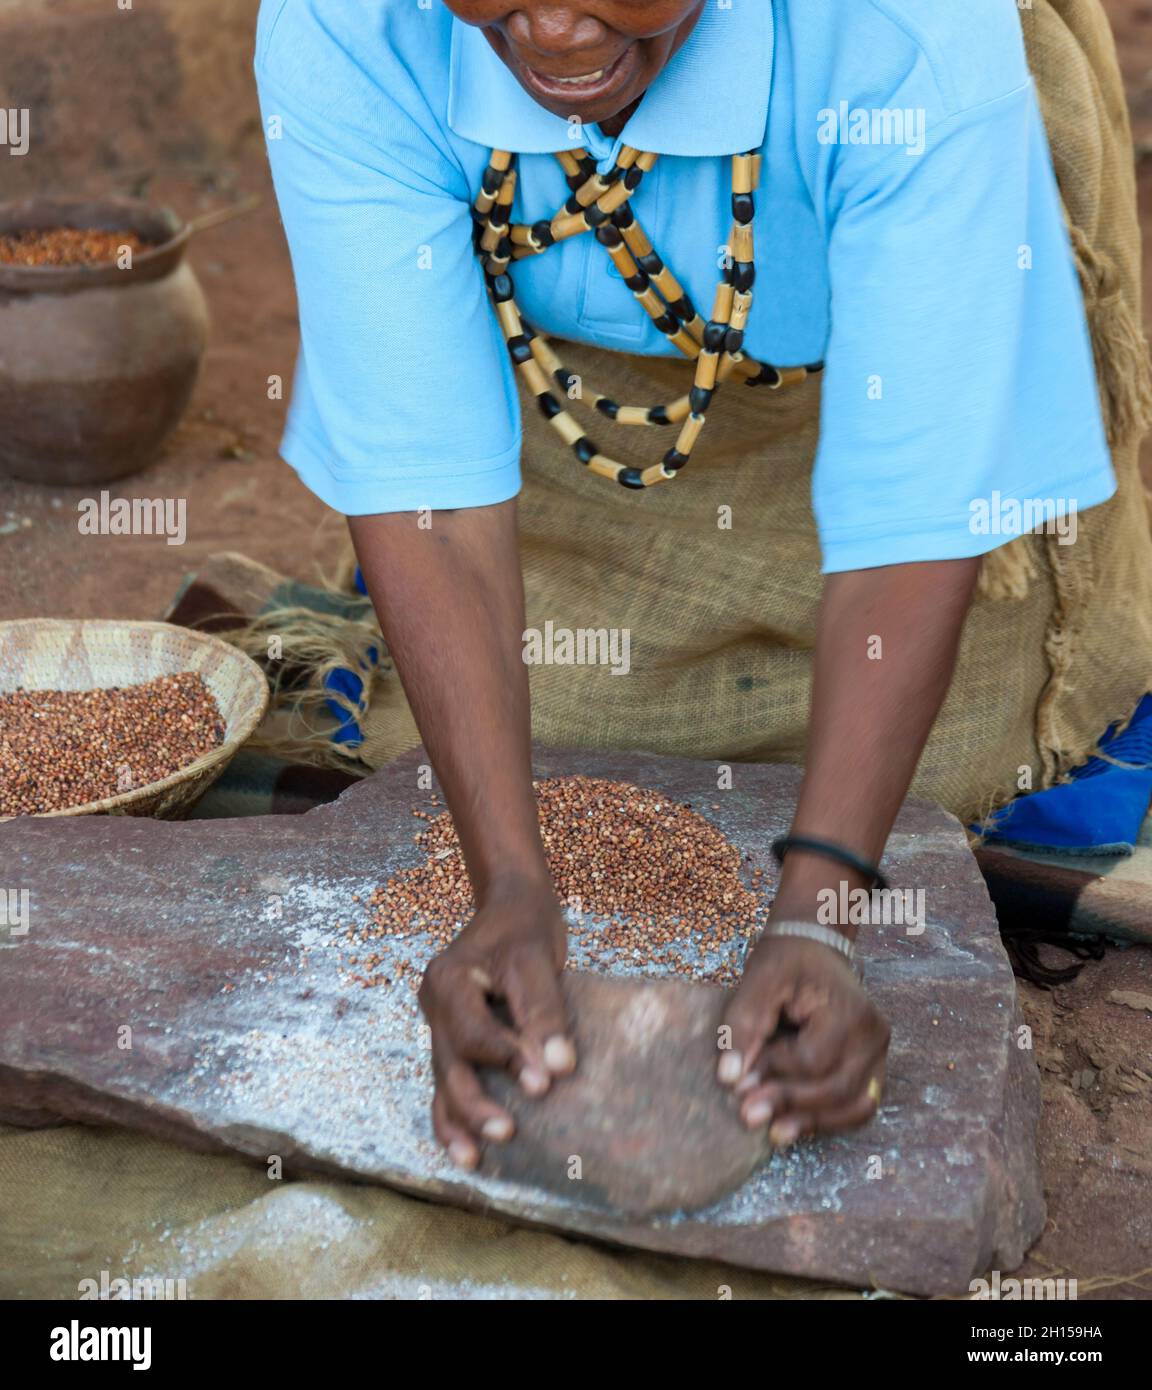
<box><xmin>518</xmin><ymin>44</ymin><xmax>638</xmax><ymax>107</ymax></box>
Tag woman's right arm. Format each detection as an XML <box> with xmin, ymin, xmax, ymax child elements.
<box><xmin>349</xmin><ymin>502</ymin><xmax>576</xmax><ymax>1170</ymax></box>
<box><xmin>257</xmin><ymin>8</ymin><xmax>575</xmax><ymax>1167</ymax></box>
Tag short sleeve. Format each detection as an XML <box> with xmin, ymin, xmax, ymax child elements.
<box><xmin>813</xmin><ymin>82</ymin><xmax>1116</xmax><ymax>573</ymax></box>
<box><xmin>254</xmin><ymin>10</ymin><xmax>521</xmax><ymax>514</ymax></box>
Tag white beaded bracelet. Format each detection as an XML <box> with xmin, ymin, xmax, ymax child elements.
<box><xmin>742</xmin><ymin>919</ymin><xmax>862</xmax><ymax>977</ymax></box>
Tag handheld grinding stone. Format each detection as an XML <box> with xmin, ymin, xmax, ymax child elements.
<box><xmin>479</xmin><ymin>971</ymin><xmax>772</xmax><ymax>1215</ymax></box>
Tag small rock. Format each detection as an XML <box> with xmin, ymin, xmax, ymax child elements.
<box><xmin>1109</xmin><ymin>990</ymin><xmax>1152</xmax><ymax>1013</ymax></box>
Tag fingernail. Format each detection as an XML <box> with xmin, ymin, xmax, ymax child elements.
<box><xmin>519</xmin><ymin>1065</ymin><xmax>549</xmax><ymax>1096</ymax></box>
<box><xmin>543</xmin><ymin>1035</ymin><xmax>576</xmax><ymax>1074</ymax></box>
<box><xmin>744</xmin><ymin>1098</ymin><xmax>773</xmax><ymax>1128</ymax></box>
<box><xmin>717</xmin><ymin>1051</ymin><xmax>743</xmax><ymax>1085</ymax></box>
<box><xmin>735</xmin><ymin>1070</ymin><xmax>760</xmax><ymax>1095</ymax></box>
<box><xmin>769</xmin><ymin>1119</ymin><xmax>802</xmax><ymax>1148</ymax></box>
<box><xmin>482</xmin><ymin>1115</ymin><xmax>513</xmax><ymax>1143</ymax></box>
<box><xmin>448</xmin><ymin>1140</ymin><xmax>477</xmax><ymax>1169</ymax></box>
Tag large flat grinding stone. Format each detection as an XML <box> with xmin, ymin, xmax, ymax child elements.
<box><xmin>0</xmin><ymin>748</ymin><xmax>1043</xmax><ymax>1296</ymax></box>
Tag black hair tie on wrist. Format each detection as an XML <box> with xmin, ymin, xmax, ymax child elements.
<box><xmin>770</xmin><ymin>835</ymin><xmax>889</xmax><ymax>891</ymax></box>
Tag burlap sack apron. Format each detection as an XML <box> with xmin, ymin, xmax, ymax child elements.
<box><xmin>346</xmin><ymin>0</ymin><xmax>1152</xmax><ymax>825</ymax></box>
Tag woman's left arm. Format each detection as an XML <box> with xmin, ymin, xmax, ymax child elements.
<box><xmin>719</xmin><ymin>556</ymin><xmax>981</xmax><ymax>1142</ymax></box>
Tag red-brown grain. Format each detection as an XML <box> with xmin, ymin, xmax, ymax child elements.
<box><xmin>0</xmin><ymin>673</ymin><xmax>224</xmax><ymax>815</ymax></box>
<box><xmin>0</xmin><ymin>228</ymin><xmax>153</xmax><ymax>268</ymax></box>
<box><xmin>347</xmin><ymin>776</ymin><xmax>769</xmax><ymax>987</ymax></box>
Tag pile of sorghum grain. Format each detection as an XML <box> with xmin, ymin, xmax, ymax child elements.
<box><xmin>345</xmin><ymin>776</ymin><xmax>770</xmax><ymax>988</ymax></box>
<box><xmin>0</xmin><ymin>228</ymin><xmax>153</xmax><ymax>268</ymax></box>
<box><xmin>0</xmin><ymin>673</ymin><xmax>225</xmax><ymax>815</ymax></box>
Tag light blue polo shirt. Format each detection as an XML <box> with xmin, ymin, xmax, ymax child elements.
<box><xmin>254</xmin><ymin>0</ymin><xmax>1116</xmax><ymax>573</ymax></box>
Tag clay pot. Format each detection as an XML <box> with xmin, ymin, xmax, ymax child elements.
<box><xmin>0</xmin><ymin>197</ymin><xmax>209</xmax><ymax>486</ymax></box>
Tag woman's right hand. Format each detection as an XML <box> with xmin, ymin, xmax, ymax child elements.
<box><xmin>418</xmin><ymin>882</ymin><xmax>575</xmax><ymax>1169</ymax></box>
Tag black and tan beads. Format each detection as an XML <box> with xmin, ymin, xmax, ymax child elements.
<box><xmin>472</xmin><ymin>144</ymin><xmax>820</xmax><ymax>488</ymax></box>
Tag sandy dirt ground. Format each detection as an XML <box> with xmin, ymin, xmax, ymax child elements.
<box><xmin>0</xmin><ymin>3</ymin><xmax>1149</xmax><ymax>1298</ymax></box>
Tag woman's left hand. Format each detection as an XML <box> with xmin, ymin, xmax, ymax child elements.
<box><xmin>717</xmin><ymin>933</ymin><xmax>890</xmax><ymax>1145</ymax></box>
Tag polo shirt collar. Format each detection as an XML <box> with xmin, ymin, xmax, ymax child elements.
<box><xmin>447</xmin><ymin>3</ymin><xmax>773</xmax><ymax>159</ymax></box>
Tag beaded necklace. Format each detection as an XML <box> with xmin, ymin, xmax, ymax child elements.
<box><xmin>471</xmin><ymin>145</ymin><xmax>820</xmax><ymax>489</ymax></box>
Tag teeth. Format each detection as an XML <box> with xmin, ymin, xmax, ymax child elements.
<box><xmin>550</xmin><ymin>69</ymin><xmax>604</xmax><ymax>85</ymax></box>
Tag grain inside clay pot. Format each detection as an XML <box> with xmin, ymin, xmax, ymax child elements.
<box><xmin>0</xmin><ymin>196</ymin><xmax>209</xmax><ymax>486</ymax></box>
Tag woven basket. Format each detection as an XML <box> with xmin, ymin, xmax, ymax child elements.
<box><xmin>0</xmin><ymin>619</ymin><xmax>269</xmax><ymax>820</ymax></box>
